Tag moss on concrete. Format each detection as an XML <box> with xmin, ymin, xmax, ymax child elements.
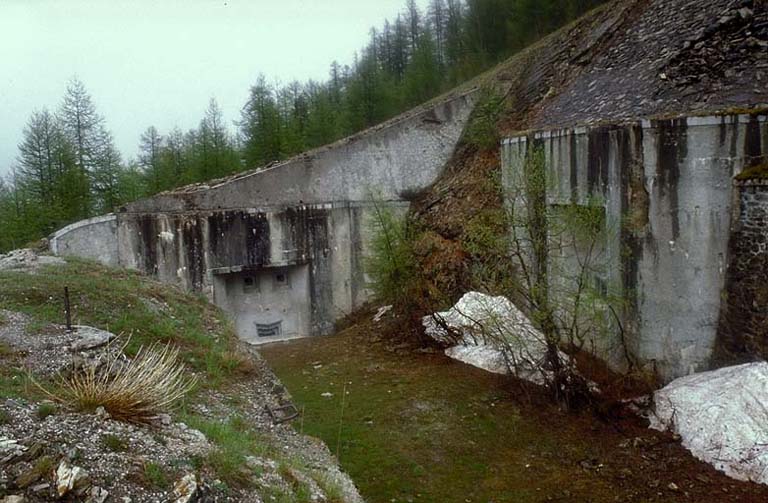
<box><xmin>735</xmin><ymin>163</ymin><xmax>768</xmax><ymax>181</ymax></box>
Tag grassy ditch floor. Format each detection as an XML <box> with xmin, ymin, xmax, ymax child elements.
<box><xmin>261</xmin><ymin>320</ymin><xmax>768</xmax><ymax>503</ymax></box>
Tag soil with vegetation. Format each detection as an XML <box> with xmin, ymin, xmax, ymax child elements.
<box><xmin>261</xmin><ymin>312</ymin><xmax>768</xmax><ymax>503</ymax></box>
<box><xmin>0</xmin><ymin>253</ymin><xmax>361</xmax><ymax>502</ymax></box>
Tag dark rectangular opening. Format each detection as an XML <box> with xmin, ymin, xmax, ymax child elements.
<box><xmin>243</xmin><ymin>276</ymin><xmax>258</xmax><ymax>293</ymax></box>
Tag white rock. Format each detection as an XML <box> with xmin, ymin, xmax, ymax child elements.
<box><xmin>444</xmin><ymin>345</ymin><xmax>509</xmax><ymax>375</ymax></box>
<box><xmin>0</xmin><ymin>437</ymin><xmax>27</xmax><ymax>461</ymax></box>
<box><xmin>55</xmin><ymin>460</ymin><xmax>89</xmax><ymax>497</ymax></box>
<box><xmin>246</xmin><ymin>455</ymin><xmax>277</xmax><ymax>471</ymax></box>
<box><xmin>649</xmin><ymin>362</ymin><xmax>768</xmax><ymax>485</ymax></box>
<box><xmin>0</xmin><ymin>249</ymin><xmax>64</xmax><ymax>271</ymax></box>
<box><xmin>423</xmin><ymin>292</ymin><xmax>559</xmax><ymax>384</ymax></box>
<box><xmin>70</xmin><ymin>326</ymin><xmax>116</xmax><ymax>351</ymax></box>
<box><xmin>86</xmin><ymin>486</ymin><xmax>109</xmax><ymax>503</ymax></box>
<box><xmin>373</xmin><ymin>305</ymin><xmax>393</xmax><ymax>323</ymax></box>
<box><xmin>321</xmin><ymin>392</ymin><xmax>333</xmax><ymax>398</ymax></box>
<box><xmin>2</xmin><ymin>496</ymin><xmax>26</xmax><ymax>503</ymax></box>
<box><xmin>173</xmin><ymin>473</ymin><xmax>198</xmax><ymax>503</ymax></box>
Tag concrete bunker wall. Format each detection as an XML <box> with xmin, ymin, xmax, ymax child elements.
<box><xmin>502</xmin><ymin>113</ymin><xmax>768</xmax><ymax>382</ymax></box>
<box><xmin>50</xmin><ymin>214</ymin><xmax>118</xmax><ymax>267</ymax></box>
<box><xmin>126</xmin><ymin>91</ymin><xmax>477</xmax><ymax>214</ymax></box>
<box><xmin>117</xmin><ymin>203</ymin><xmax>388</xmax><ymax>341</ymax></box>
<box><xmin>115</xmin><ymin>89</ymin><xmax>477</xmax><ymax>344</ymax></box>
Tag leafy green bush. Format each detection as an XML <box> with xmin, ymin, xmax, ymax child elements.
<box><xmin>465</xmin><ymin>88</ymin><xmax>505</xmax><ymax>150</ymax></box>
<box><xmin>365</xmin><ymin>197</ymin><xmax>418</xmax><ymax>308</ymax></box>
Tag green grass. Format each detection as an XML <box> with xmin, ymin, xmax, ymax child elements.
<box><xmin>16</xmin><ymin>455</ymin><xmax>56</xmax><ymax>488</ymax></box>
<box><xmin>142</xmin><ymin>461</ymin><xmax>170</xmax><ymax>489</ymax></box>
<box><xmin>181</xmin><ymin>413</ymin><xmax>269</xmax><ymax>488</ymax></box>
<box><xmin>182</xmin><ymin>412</ymin><xmax>340</xmax><ymax>498</ymax></box>
<box><xmin>0</xmin><ymin>367</ymin><xmax>31</xmax><ymax>399</ymax></box>
<box><xmin>102</xmin><ymin>433</ymin><xmax>129</xmax><ymax>452</ymax></box>
<box><xmin>36</xmin><ymin>402</ymin><xmax>57</xmax><ymax>420</ymax></box>
<box><xmin>261</xmin><ymin>329</ymin><xmax>629</xmax><ymax>503</ymax></box>
<box><xmin>0</xmin><ymin>341</ymin><xmax>13</xmax><ymax>358</ymax></box>
<box><xmin>0</xmin><ymin>258</ymin><xmax>245</xmax><ymax>393</ymax></box>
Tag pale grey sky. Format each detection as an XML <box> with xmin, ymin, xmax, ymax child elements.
<box><xmin>0</xmin><ymin>0</ymin><xmax>429</xmax><ymax>177</ymax></box>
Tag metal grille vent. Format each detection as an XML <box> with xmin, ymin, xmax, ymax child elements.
<box><xmin>255</xmin><ymin>321</ymin><xmax>282</xmax><ymax>338</ymax></box>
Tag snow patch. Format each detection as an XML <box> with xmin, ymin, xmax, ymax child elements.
<box><xmin>649</xmin><ymin>361</ymin><xmax>768</xmax><ymax>485</ymax></box>
<box><xmin>423</xmin><ymin>292</ymin><xmax>554</xmax><ymax>384</ymax></box>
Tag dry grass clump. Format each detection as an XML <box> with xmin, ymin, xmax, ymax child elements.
<box><xmin>40</xmin><ymin>343</ymin><xmax>196</xmax><ymax>423</ymax></box>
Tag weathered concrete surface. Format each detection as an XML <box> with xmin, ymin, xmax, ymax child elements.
<box><xmin>502</xmin><ymin>113</ymin><xmax>768</xmax><ymax>382</ymax></box>
<box><xmin>115</xmin><ymin>90</ymin><xmax>477</xmax><ymax>344</ymax></box>
<box><xmin>50</xmin><ymin>215</ymin><xmax>118</xmax><ymax>267</ymax></box>
<box><xmin>126</xmin><ymin>91</ymin><xmax>477</xmax><ymax>213</ymax></box>
<box><xmin>117</xmin><ymin>203</ymin><xmax>385</xmax><ymax>341</ymax></box>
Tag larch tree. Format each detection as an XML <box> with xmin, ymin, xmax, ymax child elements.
<box><xmin>91</xmin><ymin>129</ymin><xmax>124</xmax><ymax>213</ymax></box>
<box><xmin>139</xmin><ymin>126</ymin><xmax>164</xmax><ymax>193</ymax></box>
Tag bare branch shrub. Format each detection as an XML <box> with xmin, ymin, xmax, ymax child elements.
<box><xmin>493</xmin><ymin>144</ymin><xmax>627</xmax><ymax>407</ymax></box>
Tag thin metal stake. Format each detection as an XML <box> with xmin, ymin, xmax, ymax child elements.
<box><xmin>336</xmin><ymin>383</ymin><xmax>347</xmax><ymax>460</ymax></box>
<box><xmin>64</xmin><ymin>286</ymin><xmax>72</xmax><ymax>332</ymax></box>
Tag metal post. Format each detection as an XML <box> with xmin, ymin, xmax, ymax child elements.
<box><xmin>64</xmin><ymin>286</ymin><xmax>72</xmax><ymax>332</ymax></box>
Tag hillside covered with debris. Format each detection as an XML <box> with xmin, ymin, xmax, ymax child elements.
<box><xmin>406</xmin><ymin>0</ymin><xmax>768</xmax><ymax>316</ymax></box>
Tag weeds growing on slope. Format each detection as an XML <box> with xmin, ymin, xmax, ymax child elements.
<box><xmin>37</xmin><ymin>342</ymin><xmax>196</xmax><ymax>423</ymax></box>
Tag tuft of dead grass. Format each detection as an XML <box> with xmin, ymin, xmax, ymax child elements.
<box><xmin>38</xmin><ymin>342</ymin><xmax>196</xmax><ymax>423</ymax></box>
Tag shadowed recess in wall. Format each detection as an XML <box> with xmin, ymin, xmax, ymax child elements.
<box><xmin>208</xmin><ymin>211</ymin><xmax>271</xmax><ymax>270</ymax></box>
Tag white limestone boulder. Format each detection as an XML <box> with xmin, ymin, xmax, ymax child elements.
<box><xmin>70</xmin><ymin>326</ymin><xmax>117</xmax><ymax>352</ymax></box>
<box><xmin>0</xmin><ymin>249</ymin><xmax>64</xmax><ymax>272</ymax></box>
<box><xmin>649</xmin><ymin>361</ymin><xmax>768</xmax><ymax>485</ymax></box>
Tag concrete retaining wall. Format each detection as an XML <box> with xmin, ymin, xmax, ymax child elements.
<box><xmin>502</xmin><ymin>113</ymin><xmax>768</xmax><ymax>381</ymax></box>
<box><xmin>49</xmin><ymin>214</ymin><xmax>118</xmax><ymax>267</ymax></box>
<box><xmin>126</xmin><ymin>91</ymin><xmax>478</xmax><ymax>213</ymax></box>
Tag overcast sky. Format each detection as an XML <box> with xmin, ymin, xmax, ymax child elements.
<box><xmin>0</xmin><ymin>0</ymin><xmax>429</xmax><ymax>177</ymax></box>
